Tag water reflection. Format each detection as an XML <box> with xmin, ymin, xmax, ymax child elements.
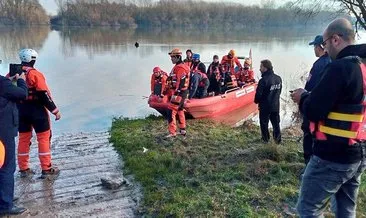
<box><xmin>211</xmin><ymin>102</ymin><xmax>258</xmax><ymax>127</ymax></box>
<box><xmin>57</xmin><ymin>27</ymin><xmax>135</xmax><ymax>58</ymax></box>
<box><xmin>0</xmin><ymin>26</ymin><xmax>50</xmax><ymax>63</ymax></box>
<box><xmin>56</xmin><ymin>26</ymin><xmax>325</xmax><ymax>58</ymax></box>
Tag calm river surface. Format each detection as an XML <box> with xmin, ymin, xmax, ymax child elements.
<box><xmin>0</xmin><ymin>26</ymin><xmax>365</xmax><ymax>134</ymax></box>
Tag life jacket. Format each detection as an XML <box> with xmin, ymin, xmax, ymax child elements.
<box><xmin>153</xmin><ymin>72</ymin><xmax>167</xmax><ymax>86</ymax></box>
<box><xmin>208</xmin><ymin>63</ymin><xmax>221</xmax><ymax>80</ymax></box>
<box><xmin>237</xmin><ymin>68</ymin><xmax>254</xmax><ymax>84</ymax></box>
<box><xmin>221</xmin><ymin>55</ymin><xmax>240</xmax><ymax>74</ymax></box>
<box><xmin>169</xmin><ymin>63</ymin><xmax>190</xmax><ymax>91</ymax></box>
<box><xmin>184</xmin><ymin>58</ymin><xmax>193</xmax><ymax>68</ymax></box>
<box><xmin>191</xmin><ymin>64</ymin><xmax>208</xmax><ymax>87</ymax></box>
<box><xmin>310</xmin><ymin>57</ymin><xmax>366</xmax><ymax>145</ymax></box>
<box><xmin>220</xmin><ymin>71</ymin><xmax>238</xmax><ymax>89</ymax></box>
<box><xmin>152</xmin><ymin>72</ymin><xmax>168</xmax><ymax>95</ymax></box>
<box><xmin>198</xmin><ymin>72</ymin><xmax>208</xmax><ymax>88</ymax></box>
<box><xmin>228</xmin><ymin>74</ymin><xmax>238</xmax><ymax>88</ymax></box>
<box><xmin>22</xmin><ymin>66</ymin><xmax>39</xmax><ymax>101</ymax></box>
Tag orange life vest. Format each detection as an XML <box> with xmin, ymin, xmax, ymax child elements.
<box><xmin>22</xmin><ymin>66</ymin><xmax>52</xmax><ymax>101</ymax></box>
<box><xmin>310</xmin><ymin>58</ymin><xmax>366</xmax><ymax>145</ymax></box>
<box><xmin>169</xmin><ymin>63</ymin><xmax>190</xmax><ymax>91</ymax></box>
<box><xmin>236</xmin><ymin>69</ymin><xmax>255</xmax><ymax>84</ymax></box>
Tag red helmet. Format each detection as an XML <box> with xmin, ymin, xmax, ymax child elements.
<box><xmin>153</xmin><ymin>66</ymin><xmax>161</xmax><ymax>73</ymax></box>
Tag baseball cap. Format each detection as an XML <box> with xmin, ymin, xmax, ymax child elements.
<box><xmin>309</xmin><ymin>35</ymin><xmax>324</xmax><ymax>46</ymax></box>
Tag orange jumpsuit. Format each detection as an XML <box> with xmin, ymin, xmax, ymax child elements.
<box><xmin>221</xmin><ymin>55</ymin><xmax>242</xmax><ymax>74</ymax></box>
<box><xmin>167</xmin><ymin>61</ymin><xmax>190</xmax><ymax>135</ymax></box>
<box><xmin>184</xmin><ymin>58</ymin><xmax>193</xmax><ymax>68</ymax></box>
<box><xmin>150</xmin><ymin>72</ymin><xmax>168</xmax><ymax>96</ymax></box>
<box><xmin>17</xmin><ymin>66</ymin><xmax>59</xmax><ymax>171</ymax></box>
<box><xmin>236</xmin><ymin>68</ymin><xmax>255</xmax><ymax>86</ymax></box>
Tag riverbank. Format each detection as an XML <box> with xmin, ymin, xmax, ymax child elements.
<box><xmin>110</xmin><ymin>115</ymin><xmax>366</xmax><ymax>216</ymax></box>
<box><xmin>14</xmin><ymin>132</ymin><xmax>140</xmax><ymax>217</ymax></box>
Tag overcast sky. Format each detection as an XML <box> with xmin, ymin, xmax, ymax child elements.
<box><xmin>39</xmin><ymin>0</ymin><xmax>266</xmax><ymax>15</ymax></box>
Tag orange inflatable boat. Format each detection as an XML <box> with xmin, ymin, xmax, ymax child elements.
<box><xmin>148</xmin><ymin>83</ymin><xmax>257</xmax><ymax>119</ymax></box>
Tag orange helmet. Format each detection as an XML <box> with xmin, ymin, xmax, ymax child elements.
<box><xmin>244</xmin><ymin>58</ymin><xmax>252</xmax><ymax>65</ymax></box>
<box><xmin>228</xmin><ymin>49</ymin><xmax>236</xmax><ymax>56</ymax></box>
<box><xmin>153</xmin><ymin>66</ymin><xmax>161</xmax><ymax>73</ymax></box>
<box><xmin>169</xmin><ymin>48</ymin><xmax>182</xmax><ymax>56</ymax></box>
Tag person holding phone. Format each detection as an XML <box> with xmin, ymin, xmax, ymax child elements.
<box><xmin>0</xmin><ymin>72</ymin><xmax>28</xmax><ymax>215</ymax></box>
<box><xmin>301</xmin><ymin>35</ymin><xmax>331</xmax><ymax>165</ymax></box>
<box><xmin>291</xmin><ymin>18</ymin><xmax>366</xmax><ymax>217</ymax></box>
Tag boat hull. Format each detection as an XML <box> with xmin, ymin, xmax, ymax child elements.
<box><xmin>148</xmin><ymin>83</ymin><xmax>257</xmax><ymax>119</ymax></box>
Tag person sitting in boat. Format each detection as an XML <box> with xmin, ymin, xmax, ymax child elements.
<box><xmin>236</xmin><ymin>58</ymin><xmax>255</xmax><ymax>87</ymax></box>
<box><xmin>219</xmin><ymin>63</ymin><xmax>238</xmax><ymax>93</ymax></box>
<box><xmin>184</xmin><ymin>49</ymin><xmax>193</xmax><ymax>68</ymax></box>
<box><xmin>151</xmin><ymin>66</ymin><xmax>168</xmax><ymax>98</ymax></box>
<box><xmin>189</xmin><ymin>53</ymin><xmax>209</xmax><ymax>99</ymax></box>
<box><xmin>221</xmin><ymin>49</ymin><xmax>242</xmax><ymax>74</ymax></box>
<box><xmin>207</xmin><ymin>55</ymin><xmax>222</xmax><ymax>95</ymax></box>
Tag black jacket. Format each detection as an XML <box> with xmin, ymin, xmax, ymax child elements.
<box><xmin>304</xmin><ymin>53</ymin><xmax>331</xmax><ymax>91</ymax></box>
<box><xmin>191</xmin><ymin>62</ymin><xmax>206</xmax><ymax>75</ymax></box>
<box><xmin>300</xmin><ymin>44</ymin><xmax>366</xmax><ymax>163</ymax></box>
<box><xmin>0</xmin><ymin>76</ymin><xmax>27</xmax><ymax>138</ymax></box>
<box><xmin>254</xmin><ymin>70</ymin><xmax>282</xmax><ymax>112</ymax></box>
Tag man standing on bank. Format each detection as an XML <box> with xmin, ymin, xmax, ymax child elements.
<box><xmin>291</xmin><ymin>18</ymin><xmax>366</xmax><ymax>217</ymax></box>
<box><xmin>302</xmin><ymin>35</ymin><xmax>331</xmax><ymax>165</ymax></box>
<box><xmin>254</xmin><ymin>59</ymin><xmax>282</xmax><ymax>144</ymax></box>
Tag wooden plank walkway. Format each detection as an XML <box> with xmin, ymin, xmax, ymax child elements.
<box><xmin>11</xmin><ymin>132</ymin><xmax>140</xmax><ymax>218</ymax></box>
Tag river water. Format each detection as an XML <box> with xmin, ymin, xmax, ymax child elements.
<box><xmin>0</xmin><ymin>26</ymin><xmax>365</xmax><ymax>134</ymax></box>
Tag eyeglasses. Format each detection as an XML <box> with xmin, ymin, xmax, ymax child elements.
<box><xmin>321</xmin><ymin>34</ymin><xmax>343</xmax><ymax>46</ymax></box>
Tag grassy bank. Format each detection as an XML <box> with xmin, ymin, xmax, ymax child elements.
<box><xmin>110</xmin><ymin>116</ymin><xmax>366</xmax><ymax>217</ymax></box>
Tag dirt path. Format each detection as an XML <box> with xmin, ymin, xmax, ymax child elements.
<box><xmin>12</xmin><ymin>132</ymin><xmax>141</xmax><ymax>218</ymax></box>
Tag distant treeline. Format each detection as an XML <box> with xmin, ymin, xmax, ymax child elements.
<box><xmin>134</xmin><ymin>1</ymin><xmax>333</xmax><ymax>28</ymax></box>
<box><xmin>52</xmin><ymin>0</ymin><xmax>137</xmax><ymax>27</ymax></box>
<box><xmin>0</xmin><ymin>0</ymin><xmax>338</xmax><ymax>28</ymax></box>
<box><xmin>0</xmin><ymin>0</ymin><xmax>48</xmax><ymax>25</ymax></box>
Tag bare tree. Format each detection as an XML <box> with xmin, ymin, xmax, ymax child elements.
<box><xmin>0</xmin><ymin>0</ymin><xmax>48</xmax><ymax>24</ymax></box>
<box><xmin>292</xmin><ymin>0</ymin><xmax>366</xmax><ymax>30</ymax></box>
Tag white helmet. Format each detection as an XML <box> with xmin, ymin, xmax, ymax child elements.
<box><xmin>19</xmin><ymin>49</ymin><xmax>38</xmax><ymax>63</ymax></box>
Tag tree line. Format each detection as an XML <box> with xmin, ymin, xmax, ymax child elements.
<box><xmin>0</xmin><ymin>0</ymin><xmax>48</xmax><ymax>25</ymax></box>
<box><xmin>52</xmin><ymin>0</ymin><xmax>336</xmax><ymax>28</ymax></box>
<box><xmin>0</xmin><ymin>0</ymin><xmax>358</xmax><ymax>30</ymax></box>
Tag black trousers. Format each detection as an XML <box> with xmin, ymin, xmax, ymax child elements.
<box><xmin>259</xmin><ymin>110</ymin><xmax>281</xmax><ymax>144</ymax></box>
<box><xmin>301</xmin><ymin>116</ymin><xmax>313</xmax><ymax>164</ymax></box>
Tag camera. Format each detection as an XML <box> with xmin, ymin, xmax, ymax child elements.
<box><xmin>9</xmin><ymin>64</ymin><xmax>23</xmax><ymax>77</ymax></box>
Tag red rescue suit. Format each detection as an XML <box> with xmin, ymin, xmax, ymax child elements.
<box><xmin>236</xmin><ymin>68</ymin><xmax>255</xmax><ymax>86</ymax></box>
<box><xmin>221</xmin><ymin>55</ymin><xmax>242</xmax><ymax>74</ymax></box>
<box><xmin>17</xmin><ymin>66</ymin><xmax>59</xmax><ymax>171</ymax></box>
<box><xmin>167</xmin><ymin>62</ymin><xmax>190</xmax><ymax>135</ymax></box>
<box><xmin>150</xmin><ymin>71</ymin><xmax>168</xmax><ymax>96</ymax></box>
